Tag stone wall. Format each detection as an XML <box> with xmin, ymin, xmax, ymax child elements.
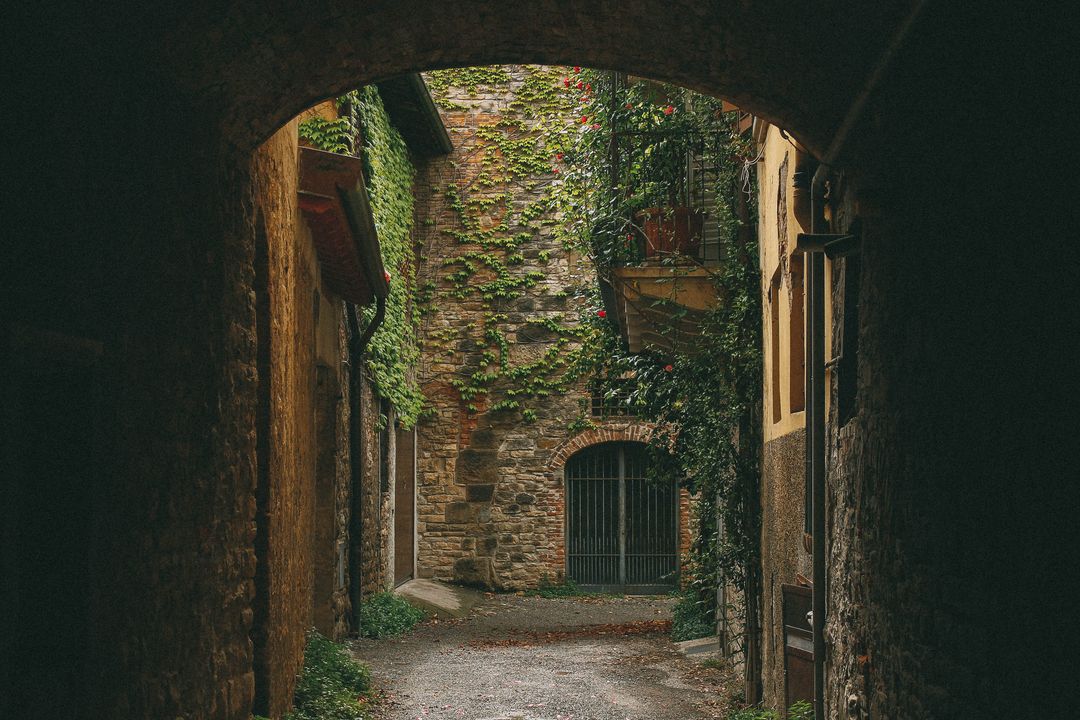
<box><xmin>250</xmin><ymin>120</ymin><xmax>319</xmax><ymax>718</ymax></box>
<box><xmin>358</xmin><ymin>376</ymin><xmax>396</xmax><ymax>595</ymax></box>
<box><xmin>413</xmin><ymin>68</ymin><xmax>604</xmax><ymax>589</ymax></box>
<box><xmin>759</xmin><ymin>428</ymin><xmax>813</xmax><ymax>710</ymax></box>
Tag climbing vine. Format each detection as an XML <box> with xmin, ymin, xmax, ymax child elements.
<box><xmin>420</xmin><ymin>65</ymin><xmax>599</xmax><ymax>418</ymax></box>
<box><xmin>299</xmin><ymin>88</ymin><xmax>425</xmax><ymax>427</ymax></box>
<box><xmin>560</xmin><ymin>69</ymin><xmax>764</xmax><ymax>647</ymax></box>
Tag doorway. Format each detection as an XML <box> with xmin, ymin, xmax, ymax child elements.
<box><xmin>565</xmin><ymin>442</ymin><xmax>678</xmax><ymax>593</ymax></box>
<box><xmin>394</xmin><ymin>425</ymin><xmax>416</xmax><ymax>585</ymax></box>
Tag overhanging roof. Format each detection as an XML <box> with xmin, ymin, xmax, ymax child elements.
<box><xmin>375</xmin><ymin>74</ymin><xmax>453</xmax><ymax>157</ymax></box>
<box><xmin>609</xmin><ymin>263</ymin><xmax>721</xmax><ymax>356</ymax></box>
<box><xmin>298</xmin><ymin>146</ymin><xmax>390</xmax><ymax>304</ymax></box>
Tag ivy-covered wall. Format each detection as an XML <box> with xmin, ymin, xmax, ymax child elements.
<box><xmin>413</xmin><ymin>66</ymin><xmax>612</xmax><ymax>588</ymax></box>
<box><xmin>299</xmin><ymin>86</ymin><xmax>431</xmax><ymax>596</ymax></box>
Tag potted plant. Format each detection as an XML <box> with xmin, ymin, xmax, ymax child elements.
<box><xmin>566</xmin><ymin>70</ymin><xmax>725</xmax><ymax>266</ymax></box>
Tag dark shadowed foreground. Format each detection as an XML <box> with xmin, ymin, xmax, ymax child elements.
<box><xmin>350</xmin><ymin>596</ymin><xmax>733</xmax><ymax>720</ymax></box>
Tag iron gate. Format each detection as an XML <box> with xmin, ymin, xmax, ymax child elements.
<box><xmin>565</xmin><ymin>442</ymin><xmax>678</xmax><ymax>593</ymax></box>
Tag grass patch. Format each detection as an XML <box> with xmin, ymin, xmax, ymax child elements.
<box><xmin>726</xmin><ymin>700</ymin><xmax>813</xmax><ymax>720</ymax></box>
<box><xmin>285</xmin><ymin>630</ymin><xmax>373</xmax><ymax>720</ymax></box>
<box><xmin>358</xmin><ymin>591</ymin><xmax>426</xmax><ymax>638</ymax></box>
<box><xmin>670</xmin><ymin>587</ymin><xmax>714</xmax><ymax>641</ymax></box>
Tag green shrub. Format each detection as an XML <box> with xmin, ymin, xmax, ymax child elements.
<box><xmin>285</xmin><ymin>630</ymin><xmax>372</xmax><ymax>720</ymax></box>
<box><xmin>670</xmin><ymin>587</ymin><xmax>714</xmax><ymax>641</ymax></box>
<box><xmin>358</xmin><ymin>591</ymin><xmax>425</xmax><ymax>638</ymax></box>
<box><xmin>787</xmin><ymin>700</ymin><xmax>813</xmax><ymax>720</ymax></box>
<box><xmin>724</xmin><ymin>701</ymin><xmax>812</xmax><ymax>720</ymax></box>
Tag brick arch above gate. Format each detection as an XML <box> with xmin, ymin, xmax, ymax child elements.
<box><xmin>548</xmin><ymin>424</ymin><xmax>654</xmax><ymax>471</ymax></box>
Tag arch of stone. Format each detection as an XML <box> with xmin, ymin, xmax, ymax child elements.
<box><xmin>4</xmin><ymin>2</ymin><xmax>1067</xmax><ymax>719</ymax></box>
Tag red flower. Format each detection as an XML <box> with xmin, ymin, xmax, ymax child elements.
<box><xmin>597</xmin><ymin>310</ymin><xmax>607</xmax><ymax>319</ymax></box>
<box><xmin>626</xmin><ymin>233</ymin><xmax>633</xmax><ymax>240</ymax></box>
<box><xmin>591</xmin><ymin>123</ymin><xmax>601</xmax><ymax>130</ymax></box>
<box><xmin>573</xmin><ymin>65</ymin><xmax>582</xmax><ymax>73</ymax></box>
<box><xmin>563</xmin><ymin>77</ymin><xmax>570</xmax><ymax>87</ymax></box>
<box><xmin>580</xmin><ymin>116</ymin><xmax>589</xmax><ymax>124</ymax></box>
<box><xmin>384</xmin><ymin>270</ymin><xmax>392</xmax><ymax>283</ymax></box>
<box><xmin>663</xmin><ymin>105</ymin><xmax>675</xmax><ymax>115</ymax></box>
<box><xmin>625</xmin><ymin>102</ymin><xmax>634</xmax><ymax>109</ymax></box>
<box><xmin>576</xmin><ymin>80</ymin><xmax>583</xmax><ymax>90</ymax></box>
<box><xmin>555</xmin><ymin>153</ymin><xmax>564</xmax><ymax>160</ymax></box>
<box><xmin>664</xmin><ymin>364</ymin><xmax>674</xmax><ymax>372</ymax></box>
<box><xmin>585</xmin><ymin>83</ymin><xmax>592</xmax><ymax>92</ymax></box>
<box><xmin>551</xmin><ymin>167</ymin><xmax>560</xmax><ymax>174</ymax></box>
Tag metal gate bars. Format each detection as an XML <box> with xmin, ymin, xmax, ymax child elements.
<box><xmin>565</xmin><ymin>442</ymin><xmax>678</xmax><ymax>593</ymax></box>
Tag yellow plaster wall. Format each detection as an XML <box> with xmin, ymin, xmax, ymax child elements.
<box><xmin>757</xmin><ymin>124</ymin><xmax>832</xmax><ymax>444</ymax></box>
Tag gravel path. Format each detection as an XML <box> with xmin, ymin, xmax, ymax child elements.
<box><xmin>349</xmin><ymin>595</ymin><xmax>734</xmax><ymax>720</ymax></box>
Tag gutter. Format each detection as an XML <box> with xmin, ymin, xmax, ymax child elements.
<box><xmin>338</xmin><ymin>157</ymin><xmax>391</xmax><ymax>631</ymax></box>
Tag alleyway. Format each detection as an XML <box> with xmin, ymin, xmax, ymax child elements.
<box><xmin>351</xmin><ymin>596</ymin><xmax>733</xmax><ymax>720</ymax></box>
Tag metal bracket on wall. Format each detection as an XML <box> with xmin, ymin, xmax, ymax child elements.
<box><xmin>794</xmin><ymin>233</ymin><xmax>859</xmax><ymax>259</ymax></box>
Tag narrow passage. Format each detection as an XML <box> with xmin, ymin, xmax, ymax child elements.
<box><xmin>350</xmin><ymin>595</ymin><xmax>733</xmax><ymax>720</ymax></box>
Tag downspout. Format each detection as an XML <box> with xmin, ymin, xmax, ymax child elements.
<box><xmin>807</xmin><ymin>174</ymin><xmax>828</xmax><ymax>720</ymax></box>
<box><xmin>346</xmin><ymin>297</ymin><xmax>386</xmax><ymax>633</ymax></box>
<box><xmin>801</xmin><ymin>2</ymin><xmax>930</xmax><ymax>717</ymax></box>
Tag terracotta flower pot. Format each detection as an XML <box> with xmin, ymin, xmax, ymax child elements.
<box><xmin>635</xmin><ymin>207</ymin><xmax>703</xmax><ymax>257</ymax></box>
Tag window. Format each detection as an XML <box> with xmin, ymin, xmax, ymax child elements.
<box><xmin>590</xmin><ymin>377</ymin><xmax>635</xmax><ymax>418</ymax></box>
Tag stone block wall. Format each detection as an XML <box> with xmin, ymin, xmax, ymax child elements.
<box><xmin>357</xmin><ymin>376</ymin><xmax>396</xmax><ymax>595</ymax></box>
<box><xmin>759</xmin><ymin>428</ymin><xmax>813</xmax><ymax>710</ymax></box>
<box><xmin>413</xmin><ymin>67</ymin><xmax>601</xmax><ymax>589</ymax></box>
<box><xmin>251</xmin><ymin>120</ymin><xmax>319</xmax><ymax>718</ymax></box>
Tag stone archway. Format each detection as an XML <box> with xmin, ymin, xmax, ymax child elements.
<box><xmin>549</xmin><ymin>424</ymin><xmax>655</xmax><ymax>472</ymax></box>
<box><xmin>7</xmin><ymin>2</ymin><xmax>1067</xmax><ymax>718</ymax></box>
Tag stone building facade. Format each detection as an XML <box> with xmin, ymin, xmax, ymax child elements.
<box><xmin>411</xmin><ymin>67</ymin><xmax>690</xmax><ymax>590</ymax></box>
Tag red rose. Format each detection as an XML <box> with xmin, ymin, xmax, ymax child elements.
<box><xmin>563</xmin><ymin>77</ymin><xmax>570</xmax><ymax>87</ymax></box>
<box><xmin>663</xmin><ymin>105</ymin><xmax>675</xmax><ymax>115</ymax></box>
<box><xmin>597</xmin><ymin>310</ymin><xmax>607</xmax><ymax>318</ymax></box>
<box><xmin>576</xmin><ymin>80</ymin><xmax>583</xmax><ymax>90</ymax></box>
<box><xmin>384</xmin><ymin>270</ymin><xmax>392</xmax><ymax>283</ymax></box>
<box><xmin>625</xmin><ymin>103</ymin><xmax>633</xmax><ymax>109</ymax></box>
<box><xmin>580</xmin><ymin>116</ymin><xmax>589</xmax><ymax>124</ymax></box>
<box><xmin>574</xmin><ymin>65</ymin><xmax>582</xmax><ymax>73</ymax></box>
<box><xmin>555</xmin><ymin>153</ymin><xmax>564</xmax><ymax>160</ymax></box>
<box><xmin>626</xmin><ymin>233</ymin><xmax>633</xmax><ymax>240</ymax></box>
<box><xmin>552</xmin><ymin>167</ymin><xmax>560</xmax><ymax>174</ymax></box>
<box><xmin>664</xmin><ymin>364</ymin><xmax>674</xmax><ymax>372</ymax></box>
<box><xmin>585</xmin><ymin>83</ymin><xmax>592</xmax><ymax>92</ymax></box>
<box><xmin>591</xmin><ymin>123</ymin><xmax>601</xmax><ymax>130</ymax></box>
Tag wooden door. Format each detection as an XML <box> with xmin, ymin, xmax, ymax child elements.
<box><xmin>394</xmin><ymin>425</ymin><xmax>415</xmax><ymax>584</ymax></box>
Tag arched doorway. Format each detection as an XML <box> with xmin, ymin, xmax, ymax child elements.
<box><xmin>565</xmin><ymin>442</ymin><xmax>678</xmax><ymax>593</ymax></box>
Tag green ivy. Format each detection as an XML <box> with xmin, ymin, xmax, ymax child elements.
<box><xmin>354</xmin><ymin>87</ymin><xmax>425</xmax><ymax>427</ymax></box>
<box><xmin>298</xmin><ymin>88</ymin><xmax>425</xmax><ymax>427</ymax></box>
<box><xmin>561</xmin><ymin>70</ymin><xmax>764</xmax><ymax>658</ymax></box>
<box><xmin>421</xmin><ymin>66</ymin><xmax>599</xmax><ymax>416</ymax></box>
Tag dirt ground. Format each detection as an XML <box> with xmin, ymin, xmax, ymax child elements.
<box><xmin>349</xmin><ymin>594</ymin><xmax>735</xmax><ymax>720</ymax></box>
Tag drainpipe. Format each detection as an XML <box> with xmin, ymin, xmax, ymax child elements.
<box><xmin>346</xmin><ymin>297</ymin><xmax>386</xmax><ymax>632</ymax></box>
<box><xmin>797</xmin><ymin>3</ymin><xmax>930</xmax><ymax>717</ymax></box>
<box><xmin>807</xmin><ymin>171</ymin><xmax>828</xmax><ymax>720</ymax></box>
